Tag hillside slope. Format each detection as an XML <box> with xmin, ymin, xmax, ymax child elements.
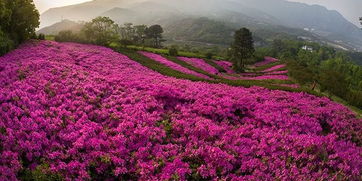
<box><xmin>37</xmin><ymin>20</ymin><xmax>84</xmax><ymax>35</ymax></box>
<box><xmin>39</xmin><ymin>0</ymin><xmax>362</xmax><ymax>50</ymax></box>
<box><xmin>0</xmin><ymin>41</ymin><xmax>361</xmax><ymax>180</ymax></box>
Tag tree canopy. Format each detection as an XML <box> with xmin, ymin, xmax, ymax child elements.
<box><xmin>0</xmin><ymin>0</ymin><xmax>39</xmax><ymax>55</ymax></box>
<box><xmin>145</xmin><ymin>25</ymin><xmax>164</xmax><ymax>48</ymax></box>
<box><xmin>82</xmin><ymin>16</ymin><xmax>118</xmax><ymax>46</ymax></box>
<box><xmin>230</xmin><ymin>28</ymin><xmax>255</xmax><ymax>72</ymax></box>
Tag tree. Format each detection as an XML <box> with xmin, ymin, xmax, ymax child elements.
<box><xmin>55</xmin><ymin>30</ymin><xmax>80</xmax><ymax>42</ymax></box>
<box><xmin>134</xmin><ymin>25</ymin><xmax>148</xmax><ymax>45</ymax></box>
<box><xmin>230</xmin><ymin>28</ymin><xmax>255</xmax><ymax>72</ymax></box>
<box><xmin>168</xmin><ymin>46</ymin><xmax>178</xmax><ymax>56</ymax></box>
<box><xmin>145</xmin><ymin>25</ymin><xmax>164</xmax><ymax>48</ymax></box>
<box><xmin>7</xmin><ymin>0</ymin><xmax>39</xmax><ymax>43</ymax></box>
<box><xmin>0</xmin><ymin>0</ymin><xmax>39</xmax><ymax>55</ymax></box>
<box><xmin>82</xmin><ymin>16</ymin><xmax>119</xmax><ymax>46</ymax></box>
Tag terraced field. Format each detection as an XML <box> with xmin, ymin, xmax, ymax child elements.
<box><xmin>0</xmin><ymin>41</ymin><xmax>361</xmax><ymax>180</ymax></box>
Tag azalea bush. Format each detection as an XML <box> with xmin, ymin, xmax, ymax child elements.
<box><xmin>1</xmin><ymin>41</ymin><xmax>361</xmax><ymax>180</ymax></box>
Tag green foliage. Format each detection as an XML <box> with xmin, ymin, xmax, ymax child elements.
<box><xmin>164</xmin><ymin>17</ymin><xmax>235</xmax><ymax>45</ymax></box>
<box><xmin>230</xmin><ymin>28</ymin><xmax>255</xmax><ymax>72</ymax></box>
<box><xmin>168</xmin><ymin>46</ymin><xmax>178</xmax><ymax>56</ymax></box>
<box><xmin>55</xmin><ymin>30</ymin><xmax>82</xmax><ymax>43</ymax></box>
<box><xmin>0</xmin><ymin>0</ymin><xmax>39</xmax><ymax>55</ymax></box>
<box><xmin>133</xmin><ymin>25</ymin><xmax>148</xmax><ymax>45</ymax></box>
<box><xmin>145</xmin><ymin>25</ymin><xmax>164</xmax><ymax>48</ymax></box>
<box><xmin>19</xmin><ymin>163</ymin><xmax>63</xmax><ymax>181</ymax></box>
<box><xmin>37</xmin><ymin>33</ymin><xmax>45</xmax><ymax>40</ymax></box>
<box><xmin>127</xmin><ymin>45</ymin><xmax>206</xmax><ymax>59</ymax></box>
<box><xmin>82</xmin><ymin>16</ymin><xmax>119</xmax><ymax>46</ymax></box>
<box><xmin>120</xmin><ymin>39</ymin><xmax>133</xmax><ymax>47</ymax></box>
<box><xmin>286</xmin><ymin>60</ymin><xmax>315</xmax><ymax>85</ymax></box>
<box><xmin>254</xmin><ymin>48</ymin><xmax>272</xmax><ymax>62</ymax></box>
<box><xmin>0</xmin><ymin>29</ymin><xmax>14</xmax><ymax>55</ymax></box>
<box><xmin>205</xmin><ymin>52</ymin><xmax>213</xmax><ymax>59</ymax></box>
<box><xmin>53</xmin><ymin>19</ymin><xmax>167</xmax><ymax>49</ymax></box>
<box><xmin>346</xmin><ymin>90</ymin><xmax>362</xmax><ymax>109</ymax></box>
<box><xmin>270</xmin><ymin>39</ymin><xmax>362</xmax><ymax>109</ymax></box>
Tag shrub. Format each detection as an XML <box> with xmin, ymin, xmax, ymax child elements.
<box><xmin>120</xmin><ymin>39</ymin><xmax>133</xmax><ymax>47</ymax></box>
<box><xmin>55</xmin><ymin>30</ymin><xmax>82</xmax><ymax>43</ymax></box>
<box><xmin>205</xmin><ymin>52</ymin><xmax>213</xmax><ymax>59</ymax></box>
<box><xmin>168</xmin><ymin>46</ymin><xmax>178</xmax><ymax>56</ymax></box>
<box><xmin>37</xmin><ymin>33</ymin><xmax>45</xmax><ymax>40</ymax></box>
<box><xmin>0</xmin><ymin>30</ymin><xmax>14</xmax><ymax>55</ymax></box>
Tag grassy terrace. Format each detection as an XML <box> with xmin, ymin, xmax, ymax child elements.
<box><xmin>114</xmin><ymin>47</ymin><xmax>322</xmax><ymax>97</ymax></box>
<box><xmin>125</xmin><ymin>45</ymin><xmax>225</xmax><ymax>60</ymax></box>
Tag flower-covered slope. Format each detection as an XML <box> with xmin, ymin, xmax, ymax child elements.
<box><xmin>139</xmin><ymin>51</ymin><xmax>210</xmax><ymax>79</ymax></box>
<box><xmin>0</xmin><ymin>41</ymin><xmax>361</xmax><ymax>180</ymax></box>
<box><xmin>178</xmin><ymin>57</ymin><xmax>219</xmax><ymax>75</ymax></box>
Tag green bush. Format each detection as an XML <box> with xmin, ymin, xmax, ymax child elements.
<box><xmin>206</xmin><ymin>52</ymin><xmax>213</xmax><ymax>59</ymax></box>
<box><xmin>120</xmin><ymin>39</ymin><xmax>134</xmax><ymax>47</ymax></box>
<box><xmin>346</xmin><ymin>90</ymin><xmax>362</xmax><ymax>109</ymax></box>
<box><xmin>55</xmin><ymin>30</ymin><xmax>83</xmax><ymax>43</ymax></box>
<box><xmin>37</xmin><ymin>33</ymin><xmax>45</xmax><ymax>40</ymax></box>
<box><xmin>168</xmin><ymin>46</ymin><xmax>178</xmax><ymax>56</ymax></box>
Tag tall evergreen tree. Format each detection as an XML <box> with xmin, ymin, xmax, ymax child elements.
<box><xmin>230</xmin><ymin>28</ymin><xmax>255</xmax><ymax>72</ymax></box>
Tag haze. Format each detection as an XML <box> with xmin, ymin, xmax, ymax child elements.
<box><xmin>34</xmin><ymin>0</ymin><xmax>360</xmax><ymax>26</ymax></box>
<box><xmin>34</xmin><ymin>0</ymin><xmax>92</xmax><ymax>13</ymax></box>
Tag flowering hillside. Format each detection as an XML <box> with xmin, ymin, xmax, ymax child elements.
<box><xmin>178</xmin><ymin>57</ymin><xmax>219</xmax><ymax>75</ymax></box>
<box><xmin>0</xmin><ymin>41</ymin><xmax>361</xmax><ymax>180</ymax></box>
<box><xmin>139</xmin><ymin>51</ymin><xmax>210</xmax><ymax>79</ymax></box>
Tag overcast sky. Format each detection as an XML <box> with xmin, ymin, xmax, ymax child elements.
<box><xmin>33</xmin><ymin>0</ymin><xmax>91</xmax><ymax>13</ymax></box>
<box><xmin>33</xmin><ymin>0</ymin><xmax>361</xmax><ymax>26</ymax></box>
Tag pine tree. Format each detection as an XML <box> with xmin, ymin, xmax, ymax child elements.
<box><xmin>230</xmin><ymin>28</ymin><xmax>255</xmax><ymax>72</ymax></box>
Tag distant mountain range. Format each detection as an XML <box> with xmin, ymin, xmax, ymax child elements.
<box><xmin>39</xmin><ymin>0</ymin><xmax>362</xmax><ymax>51</ymax></box>
<box><xmin>37</xmin><ymin>19</ymin><xmax>84</xmax><ymax>35</ymax></box>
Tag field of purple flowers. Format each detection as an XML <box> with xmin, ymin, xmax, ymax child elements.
<box><xmin>0</xmin><ymin>41</ymin><xmax>361</xmax><ymax>180</ymax></box>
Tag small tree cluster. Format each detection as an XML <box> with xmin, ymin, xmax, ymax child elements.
<box><xmin>54</xmin><ymin>17</ymin><xmax>165</xmax><ymax>48</ymax></box>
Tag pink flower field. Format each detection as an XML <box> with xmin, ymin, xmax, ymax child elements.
<box><xmin>139</xmin><ymin>51</ymin><xmax>210</xmax><ymax>79</ymax></box>
<box><xmin>214</xmin><ymin>60</ymin><xmax>235</xmax><ymax>74</ymax></box>
<box><xmin>253</xmin><ymin>57</ymin><xmax>278</xmax><ymax>67</ymax></box>
<box><xmin>178</xmin><ymin>57</ymin><xmax>219</xmax><ymax>75</ymax></box>
<box><xmin>0</xmin><ymin>41</ymin><xmax>361</xmax><ymax>180</ymax></box>
<box><xmin>262</xmin><ymin>64</ymin><xmax>287</xmax><ymax>72</ymax></box>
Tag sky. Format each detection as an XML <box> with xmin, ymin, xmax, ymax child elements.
<box><xmin>33</xmin><ymin>0</ymin><xmax>91</xmax><ymax>13</ymax></box>
<box><xmin>33</xmin><ymin>0</ymin><xmax>361</xmax><ymax>26</ymax></box>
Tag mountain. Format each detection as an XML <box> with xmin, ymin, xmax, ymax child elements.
<box><xmin>39</xmin><ymin>0</ymin><xmax>362</xmax><ymax>51</ymax></box>
<box><xmin>288</xmin><ymin>0</ymin><xmax>362</xmax><ymax>27</ymax></box>
<box><xmin>37</xmin><ymin>20</ymin><xmax>84</xmax><ymax>35</ymax></box>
